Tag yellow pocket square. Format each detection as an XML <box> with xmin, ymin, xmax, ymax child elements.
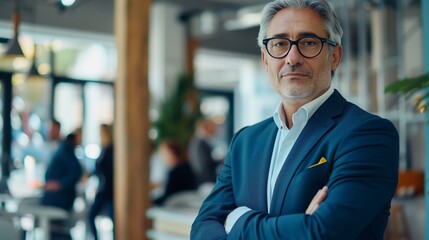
<box><xmin>308</xmin><ymin>157</ymin><xmax>328</xmax><ymax>169</ymax></box>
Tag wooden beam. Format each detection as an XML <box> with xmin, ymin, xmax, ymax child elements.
<box><xmin>186</xmin><ymin>36</ymin><xmax>198</xmax><ymax>76</ymax></box>
<box><xmin>114</xmin><ymin>0</ymin><xmax>151</xmax><ymax>239</ymax></box>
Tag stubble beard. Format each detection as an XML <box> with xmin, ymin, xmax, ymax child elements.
<box><xmin>273</xmin><ymin>65</ymin><xmax>313</xmax><ymax>104</ymax></box>
<box><xmin>277</xmin><ymin>83</ymin><xmax>313</xmax><ymax>105</ymax></box>
<box><xmin>274</xmin><ymin>66</ymin><xmax>331</xmax><ymax>105</ymax></box>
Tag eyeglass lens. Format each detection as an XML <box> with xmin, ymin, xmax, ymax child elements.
<box><xmin>266</xmin><ymin>37</ymin><xmax>324</xmax><ymax>58</ymax></box>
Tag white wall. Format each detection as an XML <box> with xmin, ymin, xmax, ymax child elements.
<box><xmin>149</xmin><ymin>2</ymin><xmax>186</xmax><ymax>108</ymax></box>
<box><xmin>194</xmin><ymin>49</ymin><xmax>279</xmax><ymax>133</ymax></box>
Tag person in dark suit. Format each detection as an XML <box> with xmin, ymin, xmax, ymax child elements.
<box><xmin>153</xmin><ymin>139</ymin><xmax>197</xmax><ymax>206</ymax></box>
<box><xmin>42</xmin><ymin>128</ymin><xmax>83</xmax><ymax>210</ymax></box>
<box><xmin>41</xmin><ymin>128</ymin><xmax>83</xmax><ymax>239</ymax></box>
<box><xmin>191</xmin><ymin>0</ymin><xmax>399</xmax><ymax>239</ymax></box>
<box><xmin>188</xmin><ymin>118</ymin><xmax>218</xmax><ymax>186</ymax></box>
<box><xmin>87</xmin><ymin>124</ymin><xmax>114</xmax><ymax>240</ymax></box>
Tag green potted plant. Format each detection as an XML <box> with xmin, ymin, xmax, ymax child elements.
<box><xmin>152</xmin><ymin>73</ymin><xmax>200</xmax><ymax>147</ymax></box>
<box><xmin>385</xmin><ymin>73</ymin><xmax>428</xmax><ymax>197</ymax></box>
<box><xmin>385</xmin><ymin>73</ymin><xmax>429</xmax><ymax>113</ymax></box>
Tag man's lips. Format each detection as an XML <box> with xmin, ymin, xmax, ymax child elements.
<box><xmin>281</xmin><ymin>72</ymin><xmax>308</xmax><ymax>78</ymax></box>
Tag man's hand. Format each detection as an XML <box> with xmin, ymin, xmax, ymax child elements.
<box><xmin>44</xmin><ymin>180</ymin><xmax>61</xmax><ymax>192</ymax></box>
<box><xmin>305</xmin><ymin>186</ymin><xmax>328</xmax><ymax>215</ymax></box>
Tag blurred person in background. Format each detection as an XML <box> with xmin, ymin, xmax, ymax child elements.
<box><xmin>149</xmin><ymin>141</ymin><xmax>167</xmax><ymax>200</ymax></box>
<box><xmin>48</xmin><ymin>119</ymin><xmax>62</xmax><ymax>151</ymax></box>
<box><xmin>41</xmin><ymin>127</ymin><xmax>84</xmax><ymax>240</ymax></box>
<box><xmin>87</xmin><ymin>124</ymin><xmax>115</xmax><ymax>240</ymax></box>
<box><xmin>45</xmin><ymin>119</ymin><xmax>62</xmax><ymax>165</ymax></box>
<box><xmin>153</xmin><ymin>139</ymin><xmax>197</xmax><ymax>206</ymax></box>
<box><xmin>188</xmin><ymin>118</ymin><xmax>219</xmax><ymax>187</ymax></box>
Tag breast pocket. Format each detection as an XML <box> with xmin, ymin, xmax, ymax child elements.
<box><xmin>290</xmin><ymin>162</ymin><xmax>331</xmax><ymax>188</ymax></box>
<box><xmin>284</xmin><ymin>164</ymin><xmax>332</xmax><ymax>212</ymax></box>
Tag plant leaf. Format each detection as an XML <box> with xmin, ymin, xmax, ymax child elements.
<box><xmin>385</xmin><ymin>73</ymin><xmax>429</xmax><ymax>95</ymax></box>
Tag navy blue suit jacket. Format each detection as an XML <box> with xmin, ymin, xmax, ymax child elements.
<box><xmin>191</xmin><ymin>90</ymin><xmax>399</xmax><ymax>240</ymax></box>
<box><xmin>41</xmin><ymin>141</ymin><xmax>83</xmax><ymax>211</ymax></box>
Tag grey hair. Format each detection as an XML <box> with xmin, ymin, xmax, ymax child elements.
<box><xmin>257</xmin><ymin>0</ymin><xmax>343</xmax><ymax>48</ymax></box>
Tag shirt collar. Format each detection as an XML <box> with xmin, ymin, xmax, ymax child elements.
<box><xmin>273</xmin><ymin>87</ymin><xmax>334</xmax><ymax>130</ymax></box>
<box><xmin>301</xmin><ymin>86</ymin><xmax>334</xmax><ymax>120</ymax></box>
<box><xmin>273</xmin><ymin>102</ymin><xmax>287</xmax><ymax>130</ymax></box>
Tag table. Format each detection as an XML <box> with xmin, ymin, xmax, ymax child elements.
<box><xmin>18</xmin><ymin>205</ymin><xmax>68</xmax><ymax>240</ymax></box>
<box><xmin>3</xmin><ymin>168</ymin><xmax>68</xmax><ymax>240</ymax></box>
<box><xmin>146</xmin><ymin>206</ymin><xmax>199</xmax><ymax>239</ymax></box>
<box><xmin>0</xmin><ymin>193</ymin><xmax>13</xmax><ymax>209</ymax></box>
<box><xmin>0</xmin><ymin>195</ymin><xmax>70</xmax><ymax>240</ymax></box>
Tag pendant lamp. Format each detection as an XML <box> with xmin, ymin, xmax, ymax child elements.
<box><xmin>27</xmin><ymin>43</ymin><xmax>46</xmax><ymax>81</ymax></box>
<box><xmin>3</xmin><ymin>0</ymin><xmax>26</xmax><ymax>59</ymax></box>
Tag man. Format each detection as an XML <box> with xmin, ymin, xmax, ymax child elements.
<box><xmin>188</xmin><ymin>118</ymin><xmax>219</xmax><ymax>186</ymax></box>
<box><xmin>42</xmin><ymin>128</ymin><xmax>83</xmax><ymax>239</ymax></box>
<box><xmin>191</xmin><ymin>0</ymin><xmax>399</xmax><ymax>239</ymax></box>
<box><xmin>45</xmin><ymin>119</ymin><xmax>62</xmax><ymax>165</ymax></box>
<box><xmin>42</xmin><ymin>128</ymin><xmax>83</xmax><ymax>210</ymax></box>
<box><xmin>49</xmin><ymin>119</ymin><xmax>62</xmax><ymax>144</ymax></box>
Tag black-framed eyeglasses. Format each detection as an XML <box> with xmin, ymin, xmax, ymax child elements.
<box><xmin>262</xmin><ymin>36</ymin><xmax>337</xmax><ymax>59</ymax></box>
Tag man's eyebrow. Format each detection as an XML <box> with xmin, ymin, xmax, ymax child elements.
<box><xmin>269</xmin><ymin>32</ymin><xmax>321</xmax><ymax>38</ymax></box>
<box><xmin>299</xmin><ymin>32</ymin><xmax>320</xmax><ymax>38</ymax></box>
<box><xmin>271</xmin><ymin>33</ymin><xmax>288</xmax><ymax>38</ymax></box>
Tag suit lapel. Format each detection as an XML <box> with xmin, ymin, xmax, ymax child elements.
<box><xmin>269</xmin><ymin>90</ymin><xmax>345</xmax><ymax>214</ymax></box>
<box><xmin>251</xmin><ymin>121</ymin><xmax>277</xmax><ymax>213</ymax></box>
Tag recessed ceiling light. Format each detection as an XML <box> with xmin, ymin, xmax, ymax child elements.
<box><xmin>61</xmin><ymin>0</ymin><xmax>76</xmax><ymax>7</ymax></box>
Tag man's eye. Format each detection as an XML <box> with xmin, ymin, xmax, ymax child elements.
<box><xmin>272</xmin><ymin>40</ymin><xmax>288</xmax><ymax>47</ymax></box>
<box><xmin>302</xmin><ymin>40</ymin><xmax>317</xmax><ymax>46</ymax></box>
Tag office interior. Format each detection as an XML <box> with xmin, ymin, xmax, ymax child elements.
<box><xmin>0</xmin><ymin>0</ymin><xmax>427</xmax><ymax>239</ymax></box>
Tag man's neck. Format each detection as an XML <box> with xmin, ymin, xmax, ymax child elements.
<box><xmin>282</xmin><ymin>103</ymin><xmax>301</xmax><ymax>129</ymax></box>
<box><xmin>281</xmin><ymin>87</ymin><xmax>332</xmax><ymax>128</ymax></box>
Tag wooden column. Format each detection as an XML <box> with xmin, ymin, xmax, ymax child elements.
<box><xmin>186</xmin><ymin>36</ymin><xmax>198</xmax><ymax>76</ymax></box>
<box><xmin>114</xmin><ymin>0</ymin><xmax>151</xmax><ymax>239</ymax></box>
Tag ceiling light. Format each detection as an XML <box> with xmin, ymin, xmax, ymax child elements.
<box><xmin>61</xmin><ymin>0</ymin><xmax>76</xmax><ymax>7</ymax></box>
<box><xmin>4</xmin><ymin>36</ymin><xmax>25</xmax><ymax>59</ymax></box>
<box><xmin>2</xmin><ymin>0</ymin><xmax>26</xmax><ymax>60</ymax></box>
<box><xmin>57</xmin><ymin>0</ymin><xmax>76</xmax><ymax>11</ymax></box>
<box><xmin>27</xmin><ymin>44</ymin><xmax>47</xmax><ymax>81</ymax></box>
<box><xmin>223</xmin><ymin>4</ymin><xmax>264</xmax><ymax>31</ymax></box>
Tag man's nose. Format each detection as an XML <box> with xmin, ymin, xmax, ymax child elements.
<box><xmin>285</xmin><ymin>45</ymin><xmax>303</xmax><ymax>65</ymax></box>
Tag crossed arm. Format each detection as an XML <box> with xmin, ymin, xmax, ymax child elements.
<box><xmin>305</xmin><ymin>186</ymin><xmax>328</xmax><ymax>215</ymax></box>
<box><xmin>224</xmin><ymin>186</ymin><xmax>328</xmax><ymax>234</ymax></box>
<box><xmin>191</xmin><ymin>119</ymin><xmax>399</xmax><ymax>240</ymax></box>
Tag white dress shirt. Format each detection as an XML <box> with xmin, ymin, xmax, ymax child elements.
<box><xmin>225</xmin><ymin>87</ymin><xmax>334</xmax><ymax>234</ymax></box>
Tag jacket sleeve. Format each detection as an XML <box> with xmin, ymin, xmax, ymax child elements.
<box><xmin>190</xmin><ymin>130</ymin><xmax>245</xmax><ymax>240</ymax></box>
<box><xmin>193</xmin><ymin>118</ymin><xmax>399</xmax><ymax>240</ymax></box>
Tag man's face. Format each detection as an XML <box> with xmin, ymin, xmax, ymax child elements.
<box><xmin>261</xmin><ymin>7</ymin><xmax>342</xmax><ymax>105</ymax></box>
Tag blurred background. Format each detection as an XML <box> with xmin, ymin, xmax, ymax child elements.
<box><xmin>0</xmin><ymin>0</ymin><xmax>426</xmax><ymax>239</ymax></box>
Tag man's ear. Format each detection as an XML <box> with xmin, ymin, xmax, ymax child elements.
<box><xmin>261</xmin><ymin>48</ymin><xmax>269</xmax><ymax>71</ymax></box>
<box><xmin>331</xmin><ymin>45</ymin><xmax>342</xmax><ymax>72</ymax></box>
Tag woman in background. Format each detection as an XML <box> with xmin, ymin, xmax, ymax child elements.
<box><xmin>87</xmin><ymin>124</ymin><xmax>114</xmax><ymax>240</ymax></box>
<box><xmin>153</xmin><ymin>139</ymin><xmax>197</xmax><ymax>205</ymax></box>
